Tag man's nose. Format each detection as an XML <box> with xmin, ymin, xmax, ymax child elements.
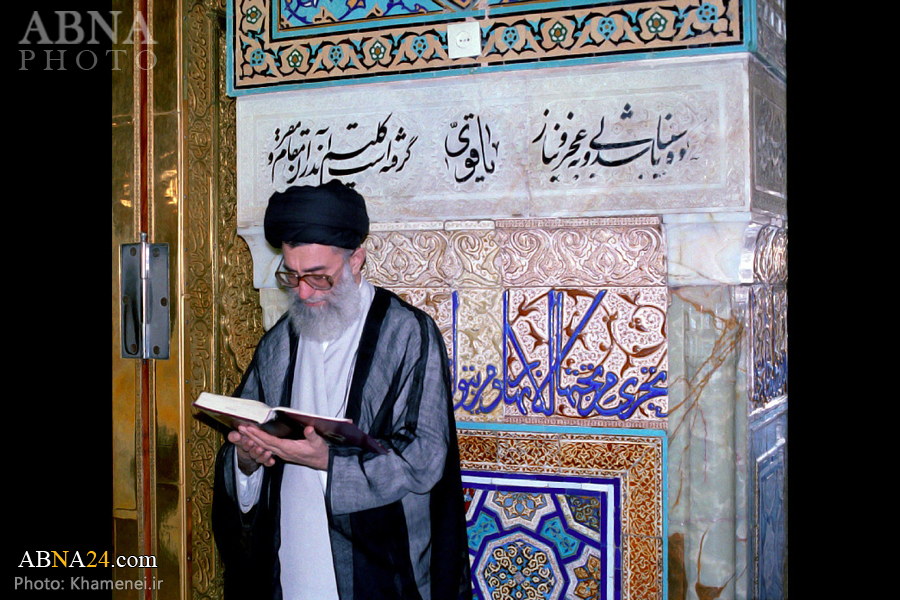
<box><xmin>296</xmin><ymin>279</ymin><xmax>318</xmax><ymax>301</ymax></box>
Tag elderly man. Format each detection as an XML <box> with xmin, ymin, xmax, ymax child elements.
<box><xmin>212</xmin><ymin>181</ymin><xmax>471</xmax><ymax>600</ymax></box>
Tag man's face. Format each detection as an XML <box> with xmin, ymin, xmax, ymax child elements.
<box><xmin>282</xmin><ymin>243</ymin><xmax>367</xmax><ymax>342</ymax></box>
<box><xmin>281</xmin><ymin>243</ymin><xmax>365</xmax><ymax>307</ymax></box>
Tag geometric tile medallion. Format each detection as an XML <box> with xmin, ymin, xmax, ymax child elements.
<box><xmin>365</xmin><ymin>216</ymin><xmax>669</xmax><ymax>430</ymax></box>
<box><xmin>459</xmin><ymin>427</ymin><xmax>667</xmax><ymax>600</ymax></box>
<box><xmin>463</xmin><ymin>472</ymin><xmax>621</xmax><ymax>600</ymax></box>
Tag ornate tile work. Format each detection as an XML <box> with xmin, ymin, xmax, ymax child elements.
<box><xmin>502</xmin><ymin>286</ymin><xmax>667</xmax><ymax>426</ymax></box>
<box><xmin>755</xmin><ymin>0</ymin><xmax>786</xmax><ymax>77</ymax></box>
<box><xmin>227</xmin><ymin>0</ymin><xmax>745</xmax><ymax>93</ymax></box>
<box><xmin>749</xmin><ymin>225</ymin><xmax>787</xmax><ymax>410</ymax></box>
<box><xmin>494</xmin><ymin>220</ymin><xmax>666</xmax><ymax>288</ymax></box>
<box><xmin>363</xmin><ymin>216</ymin><xmax>668</xmax><ymax>429</ymax></box>
<box><xmin>750</xmin><ymin>58</ymin><xmax>787</xmax><ymax>216</ymax></box>
<box><xmin>750</xmin><ymin>402</ymin><xmax>787</xmax><ymax>600</ymax></box>
<box><xmin>459</xmin><ymin>427</ymin><xmax>666</xmax><ymax>600</ymax></box>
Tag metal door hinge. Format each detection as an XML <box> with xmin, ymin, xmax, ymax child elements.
<box><xmin>120</xmin><ymin>233</ymin><xmax>170</xmax><ymax>360</ymax></box>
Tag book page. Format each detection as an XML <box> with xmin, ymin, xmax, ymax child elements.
<box><xmin>194</xmin><ymin>392</ymin><xmax>274</xmax><ymax>424</ymax></box>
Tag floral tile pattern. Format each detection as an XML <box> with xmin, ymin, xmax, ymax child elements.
<box><xmin>228</xmin><ymin>0</ymin><xmax>743</xmax><ymax>93</ymax></box>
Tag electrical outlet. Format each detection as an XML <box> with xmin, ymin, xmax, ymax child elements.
<box><xmin>447</xmin><ymin>21</ymin><xmax>481</xmax><ymax>59</ymax></box>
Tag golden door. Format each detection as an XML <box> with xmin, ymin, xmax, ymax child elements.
<box><xmin>112</xmin><ymin>1</ymin><xmax>262</xmax><ymax>598</ymax></box>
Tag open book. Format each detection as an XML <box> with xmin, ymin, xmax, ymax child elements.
<box><xmin>192</xmin><ymin>392</ymin><xmax>388</xmax><ymax>455</ymax></box>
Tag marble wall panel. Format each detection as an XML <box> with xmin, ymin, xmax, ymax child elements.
<box><xmin>666</xmin><ymin>284</ymin><xmax>762</xmax><ymax>600</ymax></box>
<box><xmin>494</xmin><ymin>220</ymin><xmax>666</xmax><ymax>288</ymax></box>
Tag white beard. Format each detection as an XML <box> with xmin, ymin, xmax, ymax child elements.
<box><xmin>288</xmin><ymin>263</ymin><xmax>362</xmax><ymax>342</ymax></box>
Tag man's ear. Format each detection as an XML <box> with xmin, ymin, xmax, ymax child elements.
<box><xmin>350</xmin><ymin>245</ymin><xmax>367</xmax><ymax>274</ymax></box>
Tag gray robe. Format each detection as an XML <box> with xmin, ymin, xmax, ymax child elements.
<box><xmin>213</xmin><ymin>287</ymin><xmax>471</xmax><ymax>600</ymax></box>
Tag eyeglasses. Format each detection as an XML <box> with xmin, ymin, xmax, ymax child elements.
<box><xmin>274</xmin><ymin>255</ymin><xmax>348</xmax><ymax>291</ymax></box>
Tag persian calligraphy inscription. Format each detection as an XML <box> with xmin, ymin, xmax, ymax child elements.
<box><xmin>238</xmin><ymin>56</ymin><xmax>749</xmax><ymax>225</ymax></box>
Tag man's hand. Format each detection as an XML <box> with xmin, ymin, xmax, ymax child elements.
<box><xmin>228</xmin><ymin>427</ymin><xmax>276</xmax><ymax>475</ymax></box>
<box><xmin>233</xmin><ymin>424</ymin><xmax>330</xmax><ymax>472</ymax></box>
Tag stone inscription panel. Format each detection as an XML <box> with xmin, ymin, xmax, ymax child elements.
<box><xmin>237</xmin><ymin>55</ymin><xmax>751</xmax><ymax>225</ymax></box>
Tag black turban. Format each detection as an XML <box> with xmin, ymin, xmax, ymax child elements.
<box><xmin>263</xmin><ymin>180</ymin><xmax>369</xmax><ymax>250</ymax></box>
